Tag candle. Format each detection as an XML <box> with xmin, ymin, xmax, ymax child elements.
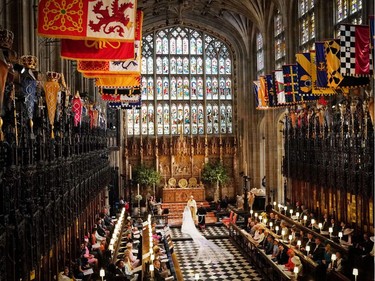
<box><xmin>353</xmin><ymin>268</ymin><xmax>358</xmax><ymax>281</ymax></box>
<box><xmin>329</xmin><ymin>227</ymin><xmax>333</xmax><ymax>234</ymax></box>
<box><xmin>318</xmin><ymin>223</ymin><xmax>322</xmax><ymax>231</ymax></box>
<box><xmin>296</xmin><ymin>212</ymin><xmax>300</xmax><ymax>219</ymax></box>
<box><xmin>311</xmin><ymin>219</ymin><xmax>315</xmax><ymax>229</ymax></box>
<box><xmin>293</xmin><ymin>266</ymin><xmax>299</xmax><ymax>278</ymax></box>
<box><xmin>250</xmin><ymin>209</ymin><xmax>254</xmax><ymax>215</ymax></box>
<box><xmin>269</xmin><ymin>222</ymin><xmax>273</xmax><ymax>229</ymax></box>
<box><xmin>297</xmin><ymin>240</ymin><xmax>301</xmax><ymax>248</ymax></box>
<box><xmin>338</xmin><ymin>232</ymin><xmax>343</xmax><ymax>240</ymax></box>
<box><xmin>129</xmin><ymin>164</ymin><xmax>132</xmax><ymax>180</ymax></box>
<box><xmin>290</xmin><ymin>209</ymin><xmax>293</xmax><ymax>216</ymax></box>
<box><xmin>273</xmin><ymin>201</ymin><xmax>276</xmax><ymax>206</ymax></box>
<box><xmin>137</xmin><ymin>183</ymin><xmax>140</xmax><ymax>195</ymax></box>
<box><xmin>275</xmin><ymin>226</ymin><xmax>279</xmax><ymax>234</ymax></box>
<box><xmin>306</xmin><ymin>245</ymin><xmax>310</xmax><ymax>255</ymax></box>
<box><xmin>288</xmin><ymin>234</ymin><xmax>292</xmax><ymax>243</ymax></box>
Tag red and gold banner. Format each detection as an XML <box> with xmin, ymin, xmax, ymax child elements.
<box><xmin>38</xmin><ymin>0</ymin><xmax>137</xmax><ymax>41</ymax></box>
<box><xmin>95</xmin><ymin>75</ymin><xmax>141</xmax><ymax>87</ymax></box>
<box><xmin>61</xmin><ymin>39</ymin><xmax>135</xmax><ymax>61</ymax></box>
<box><xmin>77</xmin><ymin>40</ymin><xmax>141</xmax><ymax>72</ymax></box>
<box><xmin>60</xmin><ymin>9</ymin><xmax>143</xmax><ymax>61</ymax></box>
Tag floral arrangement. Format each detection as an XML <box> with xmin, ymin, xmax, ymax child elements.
<box><xmin>135</xmin><ymin>194</ymin><xmax>143</xmax><ymax>201</ymax></box>
<box><xmin>260</xmin><ymin>212</ymin><xmax>268</xmax><ymax>219</ymax></box>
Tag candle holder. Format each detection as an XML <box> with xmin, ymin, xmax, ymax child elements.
<box><xmin>328</xmin><ymin>227</ymin><xmax>333</xmax><ymax>238</ymax></box>
<box><xmin>353</xmin><ymin>268</ymin><xmax>358</xmax><ymax>281</ymax></box>
<box><xmin>331</xmin><ymin>253</ymin><xmax>336</xmax><ymax>269</ymax></box>
<box><xmin>297</xmin><ymin>240</ymin><xmax>301</xmax><ymax>249</ymax></box>
<box><xmin>100</xmin><ymin>268</ymin><xmax>105</xmax><ymax>281</ymax></box>
<box><xmin>338</xmin><ymin>232</ymin><xmax>343</xmax><ymax>241</ymax></box>
<box><xmin>306</xmin><ymin>245</ymin><xmax>310</xmax><ymax>256</ymax></box>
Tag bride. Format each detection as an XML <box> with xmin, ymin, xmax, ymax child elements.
<box><xmin>181</xmin><ymin>206</ymin><xmax>233</xmax><ymax>263</ymax></box>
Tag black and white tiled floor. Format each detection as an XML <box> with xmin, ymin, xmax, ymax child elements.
<box><xmin>170</xmin><ymin>225</ymin><xmax>229</xmax><ymax>240</ymax></box>
<box><xmin>173</xmin><ymin>226</ymin><xmax>263</xmax><ymax>281</ymax></box>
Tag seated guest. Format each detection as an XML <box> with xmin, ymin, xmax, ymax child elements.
<box><xmin>253</xmin><ymin>226</ymin><xmax>265</xmax><ymax>246</ymax></box>
<box><xmin>268</xmin><ymin>212</ymin><xmax>276</xmax><ymax>225</ymax></box>
<box><xmin>328</xmin><ymin>251</ymin><xmax>343</xmax><ymax>272</ymax></box>
<box><xmin>249</xmin><ymin>221</ymin><xmax>258</xmax><ymax>236</ymax></box>
<box><xmin>355</xmin><ymin>233</ymin><xmax>374</xmax><ymax>256</ymax></box>
<box><xmin>301</xmin><ymin>232</ymin><xmax>315</xmax><ymax>253</ymax></box>
<box><xmin>284</xmin><ymin>249</ymin><xmax>297</xmax><ymax>271</ymax></box>
<box><xmin>74</xmin><ymin>257</ymin><xmax>91</xmax><ymax>281</ymax></box>
<box><xmin>319</xmin><ymin>243</ymin><xmax>332</xmax><ymax>269</ymax></box>
<box><xmin>321</xmin><ymin>214</ymin><xmax>330</xmax><ymax>231</ymax></box>
<box><xmin>117</xmin><ymin>257</ymin><xmax>139</xmax><ymax>281</ymax></box>
<box><xmin>95</xmin><ymin>218</ymin><xmax>107</xmax><ymax>239</ymax></box>
<box><xmin>58</xmin><ymin>266</ymin><xmax>75</xmax><ymax>281</ymax></box>
<box><xmin>265</xmin><ymin>235</ymin><xmax>274</xmax><ymax>255</ymax></box>
<box><xmin>274</xmin><ymin>214</ymin><xmax>281</xmax><ymax>228</ymax></box>
<box><xmin>275</xmin><ymin>243</ymin><xmax>289</xmax><ymax>265</ymax></box>
<box><xmin>100</xmin><ymin>208</ymin><xmax>114</xmax><ymax>230</ymax></box>
<box><xmin>271</xmin><ymin>239</ymin><xmax>280</xmax><ymax>258</ymax></box>
<box><xmin>80</xmin><ymin>242</ymin><xmax>98</xmax><ymax>267</ymax></box>
<box><xmin>299</xmin><ymin>204</ymin><xmax>309</xmax><ymax>220</ymax></box>
<box><xmin>309</xmin><ymin>237</ymin><xmax>325</xmax><ymax>262</ymax></box>
<box><xmin>342</xmin><ymin>228</ymin><xmax>354</xmax><ymax>245</ymax></box>
<box><xmin>330</xmin><ymin>218</ymin><xmax>340</xmax><ymax>237</ymax></box>
<box><xmin>153</xmin><ymin>259</ymin><xmax>169</xmax><ymax>281</ymax></box>
<box><xmin>280</xmin><ymin>221</ymin><xmax>289</xmax><ymax>239</ymax></box>
<box><xmin>125</xmin><ymin>244</ymin><xmax>140</xmax><ymax>267</ymax></box>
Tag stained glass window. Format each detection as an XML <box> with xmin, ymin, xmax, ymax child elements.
<box><xmin>298</xmin><ymin>0</ymin><xmax>315</xmax><ymax>52</ymax></box>
<box><xmin>128</xmin><ymin>27</ymin><xmax>234</xmax><ymax>136</ymax></box>
<box><xmin>274</xmin><ymin>10</ymin><xmax>286</xmax><ymax>69</ymax></box>
<box><xmin>335</xmin><ymin>0</ymin><xmax>362</xmax><ymax>36</ymax></box>
<box><xmin>256</xmin><ymin>32</ymin><xmax>264</xmax><ymax>76</ymax></box>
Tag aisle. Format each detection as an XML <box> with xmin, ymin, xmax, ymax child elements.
<box><xmin>172</xmin><ymin>226</ymin><xmax>264</xmax><ymax>281</ymax></box>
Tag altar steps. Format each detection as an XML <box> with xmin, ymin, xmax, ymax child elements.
<box><xmin>161</xmin><ymin>202</ymin><xmax>218</xmax><ymax>226</ymax></box>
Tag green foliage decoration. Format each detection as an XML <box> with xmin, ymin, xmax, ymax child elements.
<box><xmin>201</xmin><ymin>162</ymin><xmax>229</xmax><ymax>185</ymax></box>
<box><xmin>134</xmin><ymin>164</ymin><xmax>161</xmax><ymax>187</ymax></box>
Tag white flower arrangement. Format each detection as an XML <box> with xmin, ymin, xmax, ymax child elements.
<box><xmin>135</xmin><ymin>194</ymin><xmax>143</xmax><ymax>201</ymax></box>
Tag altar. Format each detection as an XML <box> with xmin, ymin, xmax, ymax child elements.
<box><xmin>162</xmin><ymin>187</ymin><xmax>205</xmax><ymax>203</ymax></box>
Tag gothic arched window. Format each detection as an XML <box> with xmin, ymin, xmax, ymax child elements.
<box><xmin>128</xmin><ymin>27</ymin><xmax>234</xmax><ymax>136</ymax></box>
<box><xmin>298</xmin><ymin>0</ymin><xmax>315</xmax><ymax>52</ymax></box>
<box><xmin>274</xmin><ymin>10</ymin><xmax>286</xmax><ymax>70</ymax></box>
<box><xmin>335</xmin><ymin>0</ymin><xmax>362</xmax><ymax>37</ymax></box>
<box><xmin>256</xmin><ymin>32</ymin><xmax>264</xmax><ymax>76</ymax></box>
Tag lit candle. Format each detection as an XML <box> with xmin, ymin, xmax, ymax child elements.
<box><xmin>273</xmin><ymin>201</ymin><xmax>277</xmax><ymax>207</ymax></box>
<box><xmin>254</xmin><ymin>213</ymin><xmax>258</xmax><ymax>219</ymax></box>
<box><xmin>338</xmin><ymin>232</ymin><xmax>343</xmax><ymax>240</ymax></box>
<box><xmin>297</xmin><ymin>240</ymin><xmax>301</xmax><ymax>248</ymax></box>
<box><xmin>318</xmin><ymin>223</ymin><xmax>323</xmax><ymax>232</ymax></box>
<box><xmin>293</xmin><ymin>266</ymin><xmax>299</xmax><ymax>278</ymax></box>
<box><xmin>331</xmin><ymin>253</ymin><xmax>336</xmax><ymax>269</ymax></box>
<box><xmin>303</xmin><ymin>215</ymin><xmax>307</xmax><ymax>222</ymax></box>
<box><xmin>129</xmin><ymin>164</ymin><xmax>132</xmax><ymax>180</ymax></box>
<box><xmin>296</xmin><ymin>212</ymin><xmax>300</xmax><ymax>219</ymax></box>
<box><xmin>250</xmin><ymin>210</ymin><xmax>254</xmax><ymax>216</ymax></box>
<box><xmin>311</xmin><ymin>219</ymin><xmax>315</xmax><ymax>229</ymax></box>
<box><xmin>137</xmin><ymin>183</ymin><xmax>140</xmax><ymax>195</ymax></box>
<box><xmin>289</xmin><ymin>209</ymin><xmax>293</xmax><ymax>216</ymax></box>
<box><xmin>269</xmin><ymin>222</ymin><xmax>273</xmax><ymax>229</ymax></box>
<box><xmin>288</xmin><ymin>234</ymin><xmax>293</xmax><ymax>244</ymax></box>
<box><xmin>306</xmin><ymin>245</ymin><xmax>310</xmax><ymax>256</ymax></box>
<box><xmin>284</xmin><ymin>206</ymin><xmax>288</xmax><ymax>212</ymax></box>
<box><xmin>281</xmin><ymin>229</ymin><xmax>286</xmax><ymax>238</ymax></box>
<box><xmin>353</xmin><ymin>268</ymin><xmax>358</xmax><ymax>281</ymax></box>
<box><xmin>329</xmin><ymin>227</ymin><xmax>333</xmax><ymax>236</ymax></box>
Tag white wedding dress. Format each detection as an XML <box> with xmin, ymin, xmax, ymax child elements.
<box><xmin>181</xmin><ymin>206</ymin><xmax>233</xmax><ymax>264</ymax></box>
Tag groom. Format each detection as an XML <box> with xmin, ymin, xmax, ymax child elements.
<box><xmin>187</xmin><ymin>195</ymin><xmax>197</xmax><ymax>223</ymax></box>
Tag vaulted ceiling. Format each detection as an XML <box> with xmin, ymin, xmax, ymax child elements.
<box><xmin>137</xmin><ymin>0</ymin><xmax>278</xmax><ymax>34</ymax></box>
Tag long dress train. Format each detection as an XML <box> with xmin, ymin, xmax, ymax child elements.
<box><xmin>181</xmin><ymin>206</ymin><xmax>233</xmax><ymax>263</ymax></box>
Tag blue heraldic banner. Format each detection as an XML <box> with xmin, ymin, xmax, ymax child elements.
<box><xmin>282</xmin><ymin>64</ymin><xmax>301</xmax><ymax>104</ymax></box>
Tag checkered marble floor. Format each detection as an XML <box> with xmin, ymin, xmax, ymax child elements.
<box><xmin>174</xmin><ymin>238</ymin><xmax>264</xmax><ymax>281</ymax></box>
<box><xmin>170</xmin><ymin>225</ymin><xmax>229</xmax><ymax>240</ymax></box>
